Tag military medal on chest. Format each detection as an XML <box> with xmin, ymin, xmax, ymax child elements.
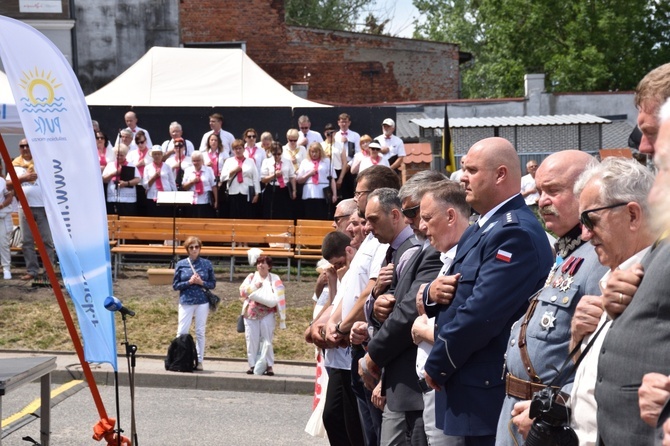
<box><xmin>544</xmin><ymin>256</ymin><xmax>563</xmax><ymax>288</ymax></box>
<box><xmin>540</xmin><ymin>310</ymin><xmax>557</xmax><ymax>330</ymax></box>
<box><xmin>550</xmin><ymin>256</ymin><xmax>584</xmax><ymax>292</ymax></box>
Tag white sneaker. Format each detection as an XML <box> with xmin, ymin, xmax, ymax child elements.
<box><xmin>3</xmin><ymin>271</ymin><xmax>11</xmax><ymax>280</ymax></box>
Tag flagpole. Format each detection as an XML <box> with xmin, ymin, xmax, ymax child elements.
<box><xmin>0</xmin><ymin>134</ymin><xmax>109</xmax><ymax>421</ymax></box>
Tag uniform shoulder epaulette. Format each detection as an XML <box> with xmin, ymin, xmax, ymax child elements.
<box><xmin>502</xmin><ymin>211</ymin><xmax>519</xmax><ymax>226</ymax></box>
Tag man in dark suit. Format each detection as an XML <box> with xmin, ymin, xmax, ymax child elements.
<box><xmin>352</xmin><ymin>186</ymin><xmax>420</xmax><ymax>443</ymax></box>
<box><xmin>359</xmin><ymin>179</ymin><xmax>446</xmax><ymax>445</ymax></box>
<box><xmin>423</xmin><ymin>137</ymin><xmax>554</xmax><ymax>446</ymax></box>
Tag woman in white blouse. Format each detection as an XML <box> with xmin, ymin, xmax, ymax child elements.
<box><xmin>350</xmin><ymin>135</ymin><xmax>389</xmax><ymax>175</ymax></box>
<box><xmin>204</xmin><ymin>133</ymin><xmax>228</xmax><ymax>217</ymax></box>
<box><xmin>102</xmin><ymin>144</ymin><xmax>141</xmax><ymax>216</ymax></box>
<box><xmin>181</xmin><ymin>151</ymin><xmax>217</xmax><ymax>218</ymax></box>
<box><xmin>296</xmin><ymin>142</ymin><xmax>337</xmax><ymax>220</ymax></box>
<box><xmin>321</xmin><ymin>123</ymin><xmax>348</xmax><ymax>198</ymax></box>
<box><xmin>142</xmin><ymin>145</ymin><xmax>177</xmax><ymax>217</ymax></box>
<box><xmin>220</xmin><ymin>139</ymin><xmax>260</xmax><ymax>219</ymax></box>
<box><xmin>261</xmin><ymin>142</ymin><xmax>297</xmax><ymax>220</ymax></box>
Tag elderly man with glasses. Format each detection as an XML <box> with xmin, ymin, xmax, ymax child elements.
<box><xmin>298</xmin><ymin>115</ymin><xmax>323</xmax><ymax>147</ymax></box>
<box><xmin>568</xmin><ymin>157</ymin><xmax>656</xmax><ymax>446</ymax></box>
<box><xmin>161</xmin><ymin>121</ymin><xmax>195</xmax><ymax>161</ymax></box>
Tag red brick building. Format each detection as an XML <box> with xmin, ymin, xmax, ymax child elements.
<box><xmin>180</xmin><ymin>0</ymin><xmax>462</xmax><ymax>105</ymax></box>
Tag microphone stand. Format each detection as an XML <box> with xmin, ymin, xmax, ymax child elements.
<box><xmin>120</xmin><ymin>312</ymin><xmax>139</xmax><ymax>445</ymax></box>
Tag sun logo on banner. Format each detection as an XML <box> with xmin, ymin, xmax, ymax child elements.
<box><xmin>18</xmin><ymin>67</ymin><xmax>66</xmax><ymax>114</ymax></box>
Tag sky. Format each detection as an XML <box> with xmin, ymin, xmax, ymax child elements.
<box><xmin>367</xmin><ymin>0</ymin><xmax>420</xmax><ymax>38</ymax></box>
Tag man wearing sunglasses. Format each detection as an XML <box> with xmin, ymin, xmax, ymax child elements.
<box><xmin>6</xmin><ymin>139</ymin><xmax>56</xmax><ymax>281</ymax></box>
<box><xmin>494</xmin><ymin>150</ymin><xmax>607</xmax><ymax>446</ymax></box>
<box><xmin>298</xmin><ymin>115</ymin><xmax>323</xmax><ymax>147</ymax></box>
<box><xmin>565</xmin><ymin>157</ymin><xmax>655</xmax><ymax>446</ymax></box>
<box><xmin>364</xmin><ymin>171</ymin><xmax>460</xmax><ymax>446</ymax></box>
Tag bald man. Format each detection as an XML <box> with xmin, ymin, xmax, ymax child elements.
<box><xmin>423</xmin><ymin>137</ymin><xmax>554</xmax><ymax>446</ymax></box>
<box><xmin>495</xmin><ymin>150</ymin><xmax>607</xmax><ymax>445</ymax></box>
<box><xmin>121</xmin><ymin>110</ymin><xmax>153</xmax><ymax>148</ymax></box>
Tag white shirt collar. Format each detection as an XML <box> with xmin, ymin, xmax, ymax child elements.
<box><xmin>599</xmin><ymin>246</ymin><xmax>651</xmax><ymax>291</ymax></box>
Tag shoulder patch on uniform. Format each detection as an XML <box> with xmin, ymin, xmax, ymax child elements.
<box><xmin>502</xmin><ymin>211</ymin><xmax>519</xmax><ymax>226</ymax></box>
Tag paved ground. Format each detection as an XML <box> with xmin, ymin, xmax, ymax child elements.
<box><xmin>0</xmin><ymin>351</ymin><xmax>329</xmax><ymax>445</ymax></box>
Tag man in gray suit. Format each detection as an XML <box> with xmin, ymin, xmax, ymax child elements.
<box><xmin>571</xmin><ymin>157</ymin><xmax>657</xmax><ymax>446</ymax></box>
<box><xmin>636</xmin><ymin>99</ymin><xmax>670</xmax><ymax>445</ymax></box>
<box><xmin>362</xmin><ymin>171</ymin><xmax>444</xmax><ymax>445</ymax></box>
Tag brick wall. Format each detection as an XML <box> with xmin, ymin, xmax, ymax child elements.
<box><xmin>180</xmin><ymin>0</ymin><xmax>461</xmax><ymax>105</ymax></box>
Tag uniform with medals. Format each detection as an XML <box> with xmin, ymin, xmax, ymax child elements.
<box><xmin>495</xmin><ymin>226</ymin><xmax>608</xmax><ymax>446</ymax></box>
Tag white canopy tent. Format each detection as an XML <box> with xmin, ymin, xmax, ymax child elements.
<box><xmin>0</xmin><ymin>70</ymin><xmax>22</xmax><ymax>134</ymax></box>
<box><xmin>85</xmin><ymin>46</ymin><xmax>330</xmax><ymax>108</ymax></box>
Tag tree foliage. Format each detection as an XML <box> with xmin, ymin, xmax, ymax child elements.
<box><xmin>285</xmin><ymin>0</ymin><xmax>377</xmax><ymax>32</ymax></box>
<box><xmin>414</xmin><ymin>0</ymin><xmax>670</xmax><ymax>98</ymax></box>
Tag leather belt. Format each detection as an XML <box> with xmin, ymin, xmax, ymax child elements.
<box><xmin>505</xmin><ymin>373</ymin><xmax>559</xmax><ymax>400</ymax></box>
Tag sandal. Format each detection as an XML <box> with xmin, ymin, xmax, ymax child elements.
<box><xmin>246</xmin><ymin>368</ymin><xmax>253</xmax><ymax>375</ymax></box>
<box><xmin>263</xmin><ymin>369</ymin><xmax>274</xmax><ymax>376</ymax></box>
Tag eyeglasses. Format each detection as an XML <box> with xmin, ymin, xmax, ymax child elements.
<box><xmin>401</xmin><ymin>204</ymin><xmax>420</xmax><ymax>219</ymax></box>
<box><xmin>136</xmin><ymin>140</ymin><xmax>146</xmax><ymax>144</ymax></box>
<box><xmin>579</xmin><ymin>202</ymin><xmax>628</xmax><ymax>231</ymax></box>
<box><xmin>370</xmin><ymin>147</ymin><xmax>380</xmax><ymax>151</ymax></box>
<box><xmin>288</xmin><ymin>139</ymin><xmax>298</xmax><ymax>143</ymax></box>
<box><xmin>246</xmin><ymin>134</ymin><xmax>256</xmax><ymax>138</ymax></box>
<box><xmin>188</xmin><ymin>245</ymin><xmax>201</xmax><ymax>250</ymax></box>
<box><xmin>325</xmin><ymin>131</ymin><xmax>334</xmax><ymax>136</ymax></box>
<box><xmin>354</xmin><ymin>190</ymin><xmax>371</xmax><ymax>198</ymax></box>
<box><xmin>174</xmin><ymin>143</ymin><xmax>184</xmax><ymax>148</ymax></box>
<box><xmin>96</xmin><ymin>136</ymin><xmax>105</xmax><ymax>140</ymax></box>
<box><xmin>19</xmin><ymin>144</ymin><xmax>29</xmax><ymax>149</ymax></box>
<box><xmin>333</xmin><ymin>213</ymin><xmax>352</xmax><ymax>225</ymax></box>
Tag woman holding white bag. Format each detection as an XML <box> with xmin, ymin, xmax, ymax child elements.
<box><xmin>239</xmin><ymin>252</ymin><xmax>286</xmax><ymax>375</ymax></box>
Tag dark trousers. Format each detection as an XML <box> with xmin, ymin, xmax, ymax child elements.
<box><xmin>323</xmin><ymin>367</ymin><xmax>364</xmax><ymax>446</ymax></box>
<box><xmin>464</xmin><ymin>436</ymin><xmax>495</xmax><ymax>446</ymax></box>
<box><xmin>351</xmin><ymin>346</ymin><xmax>383</xmax><ymax>446</ymax></box>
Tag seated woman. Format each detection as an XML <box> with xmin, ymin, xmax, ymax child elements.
<box><xmin>102</xmin><ymin>144</ymin><xmax>141</xmax><ymax>216</ymax></box>
<box><xmin>239</xmin><ymin>254</ymin><xmax>286</xmax><ymax>376</ymax></box>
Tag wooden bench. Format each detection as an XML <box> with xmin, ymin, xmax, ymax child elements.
<box><xmin>229</xmin><ymin>220</ymin><xmax>294</xmax><ymax>281</ymax></box>
<box><xmin>110</xmin><ymin>217</ymin><xmax>295</xmax><ymax>281</ymax></box>
<box><xmin>294</xmin><ymin>220</ymin><xmax>334</xmax><ymax>280</ymax></box>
